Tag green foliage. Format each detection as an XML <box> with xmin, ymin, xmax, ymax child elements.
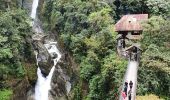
<box><xmin>141</xmin><ymin>16</ymin><xmax>170</xmax><ymax>72</ymax></box>
<box><xmin>41</xmin><ymin>1</ymin><xmax>123</xmax><ymax>99</ymax></box>
<box><xmin>87</xmin><ymin>75</ymin><xmax>107</xmax><ymax>100</ymax></box>
<box><xmin>0</xmin><ymin>9</ymin><xmax>33</xmax><ymax>79</ymax></box>
<box><xmin>115</xmin><ymin>0</ymin><xmax>170</xmax><ymax>19</ymax></box>
<box><xmin>146</xmin><ymin>0</ymin><xmax>170</xmax><ymax>17</ymax></box>
<box><xmin>85</xmin><ymin>53</ymin><xmax>127</xmax><ymax>100</ymax></box>
<box><xmin>0</xmin><ymin>89</ymin><xmax>12</xmax><ymax>100</ymax></box>
<box><xmin>15</xmin><ymin>61</ymin><xmax>25</xmax><ymax>77</ymax></box>
<box><xmin>142</xmin><ymin>16</ymin><xmax>170</xmax><ymax>44</ymax></box>
<box><xmin>118</xmin><ymin>0</ymin><xmax>148</xmax><ymax>14</ymax></box>
<box><xmin>138</xmin><ymin>16</ymin><xmax>170</xmax><ymax>99</ymax></box>
<box><xmin>80</xmin><ymin>51</ymin><xmax>99</xmax><ymax>81</ymax></box>
<box><xmin>88</xmin><ymin>8</ymin><xmax>113</xmax><ymax>30</ymax></box>
<box><xmin>0</xmin><ymin>48</ymin><xmax>13</xmax><ymax>59</ymax></box>
<box><xmin>0</xmin><ymin>0</ymin><xmax>17</xmax><ymax>10</ymax></box>
<box><xmin>102</xmin><ymin>52</ymin><xmax>127</xmax><ymax>81</ymax></box>
<box><xmin>40</xmin><ymin>0</ymin><xmax>170</xmax><ymax>99</ymax></box>
<box><xmin>73</xmin><ymin>85</ymin><xmax>82</xmax><ymax>100</ymax></box>
<box><xmin>138</xmin><ymin>66</ymin><xmax>170</xmax><ymax>99</ymax></box>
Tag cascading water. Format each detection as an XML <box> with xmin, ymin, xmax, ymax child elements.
<box><xmin>35</xmin><ymin>42</ymin><xmax>61</xmax><ymax>100</ymax></box>
<box><xmin>30</xmin><ymin>0</ymin><xmax>39</xmax><ymax>19</ymax></box>
<box><xmin>30</xmin><ymin>0</ymin><xmax>43</xmax><ymax>33</ymax></box>
<box><xmin>30</xmin><ymin>0</ymin><xmax>61</xmax><ymax>100</ymax></box>
<box><xmin>30</xmin><ymin>0</ymin><xmax>72</xmax><ymax>99</ymax></box>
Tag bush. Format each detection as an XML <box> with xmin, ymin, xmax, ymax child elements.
<box><xmin>0</xmin><ymin>89</ymin><xmax>12</xmax><ymax>100</ymax></box>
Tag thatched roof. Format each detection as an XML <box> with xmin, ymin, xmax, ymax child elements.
<box><xmin>115</xmin><ymin>14</ymin><xmax>148</xmax><ymax>32</ymax></box>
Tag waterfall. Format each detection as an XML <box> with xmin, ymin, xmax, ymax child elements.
<box><xmin>30</xmin><ymin>0</ymin><xmax>71</xmax><ymax>99</ymax></box>
<box><xmin>30</xmin><ymin>0</ymin><xmax>43</xmax><ymax>33</ymax></box>
<box><xmin>35</xmin><ymin>42</ymin><xmax>61</xmax><ymax>100</ymax></box>
<box><xmin>30</xmin><ymin>0</ymin><xmax>61</xmax><ymax>100</ymax></box>
<box><xmin>30</xmin><ymin>0</ymin><xmax>39</xmax><ymax>19</ymax></box>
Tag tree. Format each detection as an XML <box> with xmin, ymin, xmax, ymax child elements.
<box><xmin>115</xmin><ymin>0</ymin><xmax>148</xmax><ymax>16</ymax></box>
<box><xmin>0</xmin><ymin>9</ymin><xmax>33</xmax><ymax>79</ymax></box>
<box><xmin>40</xmin><ymin>0</ymin><xmax>170</xmax><ymax>99</ymax></box>
<box><xmin>138</xmin><ymin>16</ymin><xmax>170</xmax><ymax>99</ymax></box>
<box><xmin>146</xmin><ymin>0</ymin><xmax>170</xmax><ymax>17</ymax></box>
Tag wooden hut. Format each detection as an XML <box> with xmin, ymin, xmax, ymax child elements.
<box><xmin>115</xmin><ymin>14</ymin><xmax>148</xmax><ymax>56</ymax></box>
<box><xmin>124</xmin><ymin>44</ymin><xmax>142</xmax><ymax>61</ymax></box>
<box><xmin>115</xmin><ymin>14</ymin><xmax>148</xmax><ymax>40</ymax></box>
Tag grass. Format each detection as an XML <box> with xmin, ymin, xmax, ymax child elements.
<box><xmin>0</xmin><ymin>89</ymin><xmax>12</xmax><ymax>100</ymax></box>
<box><xmin>137</xmin><ymin>94</ymin><xmax>164</xmax><ymax>100</ymax></box>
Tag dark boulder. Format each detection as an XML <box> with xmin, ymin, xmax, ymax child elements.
<box><xmin>33</xmin><ymin>41</ymin><xmax>54</xmax><ymax>77</ymax></box>
<box><xmin>51</xmin><ymin>52</ymin><xmax>58</xmax><ymax>59</ymax></box>
<box><xmin>48</xmin><ymin>51</ymin><xmax>79</xmax><ymax>100</ymax></box>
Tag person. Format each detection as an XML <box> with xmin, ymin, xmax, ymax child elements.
<box><xmin>122</xmin><ymin>39</ymin><xmax>125</xmax><ymax>48</ymax></box>
<box><xmin>129</xmin><ymin>81</ymin><xmax>133</xmax><ymax>89</ymax></box>
<box><xmin>118</xmin><ymin>39</ymin><xmax>122</xmax><ymax>47</ymax></box>
<box><xmin>132</xmin><ymin>47</ymin><xmax>137</xmax><ymax>61</ymax></box>
<box><xmin>124</xmin><ymin>81</ymin><xmax>128</xmax><ymax>96</ymax></box>
<box><xmin>122</xmin><ymin>81</ymin><xmax>128</xmax><ymax>99</ymax></box>
<box><xmin>129</xmin><ymin>51</ymin><xmax>132</xmax><ymax>60</ymax></box>
<box><xmin>128</xmin><ymin>89</ymin><xmax>132</xmax><ymax>100</ymax></box>
<box><xmin>128</xmin><ymin>81</ymin><xmax>133</xmax><ymax>100</ymax></box>
<box><xmin>122</xmin><ymin>91</ymin><xmax>126</xmax><ymax>99</ymax></box>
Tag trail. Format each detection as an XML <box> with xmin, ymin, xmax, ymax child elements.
<box><xmin>120</xmin><ymin>61</ymin><xmax>138</xmax><ymax>100</ymax></box>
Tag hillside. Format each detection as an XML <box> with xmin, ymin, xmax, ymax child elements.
<box><xmin>0</xmin><ymin>0</ymin><xmax>170</xmax><ymax>100</ymax></box>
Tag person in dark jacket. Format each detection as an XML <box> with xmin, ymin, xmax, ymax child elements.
<box><xmin>123</xmin><ymin>81</ymin><xmax>128</xmax><ymax>96</ymax></box>
<box><xmin>128</xmin><ymin>89</ymin><xmax>132</xmax><ymax>100</ymax></box>
<box><xmin>129</xmin><ymin>81</ymin><xmax>133</xmax><ymax>89</ymax></box>
<box><xmin>128</xmin><ymin>81</ymin><xmax>133</xmax><ymax>100</ymax></box>
<box><xmin>122</xmin><ymin>81</ymin><xmax>128</xmax><ymax>99</ymax></box>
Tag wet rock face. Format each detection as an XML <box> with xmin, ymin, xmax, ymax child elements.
<box><xmin>31</xmin><ymin>32</ymin><xmax>78</xmax><ymax>99</ymax></box>
<box><xmin>33</xmin><ymin>41</ymin><xmax>54</xmax><ymax>77</ymax></box>
<box><xmin>48</xmin><ymin>51</ymin><xmax>78</xmax><ymax>100</ymax></box>
<box><xmin>23</xmin><ymin>0</ymin><xmax>33</xmax><ymax>14</ymax></box>
<box><xmin>49</xmin><ymin>63</ymin><xmax>69</xmax><ymax>100</ymax></box>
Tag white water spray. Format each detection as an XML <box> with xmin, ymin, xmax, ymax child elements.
<box><xmin>30</xmin><ymin>0</ymin><xmax>60</xmax><ymax>100</ymax></box>
<box><xmin>31</xmin><ymin>0</ymin><xmax>71</xmax><ymax>99</ymax></box>
<box><xmin>30</xmin><ymin>0</ymin><xmax>39</xmax><ymax>19</ymax></box>
<box><xmin>35</xmin><ymin>42</ymin><xmax>61</xmax><ymax>100</ymax></box>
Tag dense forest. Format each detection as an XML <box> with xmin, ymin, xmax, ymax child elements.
<box><xmin>0</xmin><ymin>0</ymin><xmax>170</xmax><ymax>100</ymax></box>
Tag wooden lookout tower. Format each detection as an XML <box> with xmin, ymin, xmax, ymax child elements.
<box><xmin>115</xmin><ymin>14</ymin><xmax>148</xmax><ymax>57</ymax></box>
<box><xmin>115</xmin><ymin>14</ymin><xmax>148</xmax><ymax>40</ymax></box>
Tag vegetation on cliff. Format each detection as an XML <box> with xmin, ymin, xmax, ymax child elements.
<box><xmin>0</xmin><ymin>0</ymin><xmax>35</xmax><ymax>99</ymax></box>
<box><xmin>0</xmin><ymin>89</ymin><xmax>12</xmax><ymax>100</ymax></box>
<box><xmin>0</xmin><ymin>0</ymin><xmax>170</xmax><ymax>100</ymax></box>
<box><xmin>138</xmin><ymin>16</ymin><xmax>170</xmax><ymax>99</ymax></box>
<box><xmin>40</xmin><ymin>0</ymin><xmax>170</xmax><ymax>99</ymax></box>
